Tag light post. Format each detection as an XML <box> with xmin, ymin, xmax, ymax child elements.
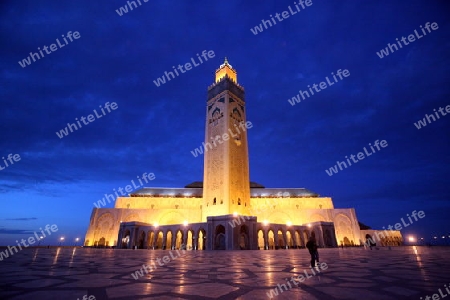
<box><xmin>37</xmin><ymin>236</ymin><xmax>43</xmax><ymax>246</ymax></box>
<box><xmin>75</xmin><ymin>238</ymin><xmax>79</xmax><ymax>246</ymax></box>
<box><xmin>59</xmin><ymin>237</ymin><xmax>65</xmax><ymax>246</ymax></box>
<box><xmin>408</xmin><ymin>235</ymin><xmax>416</xmax><ymax>246</ymax></box>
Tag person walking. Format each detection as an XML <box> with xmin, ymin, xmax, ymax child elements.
<box><xmin>306</xmin><ymin>236</ymin><xmax>319</xmax><ymax>268</ymax></box>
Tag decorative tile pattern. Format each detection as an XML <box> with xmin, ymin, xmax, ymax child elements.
<box><xmin>0</xmin><ymin>246</ymin><xmax>449</xmax><ymax>299</ymax></box>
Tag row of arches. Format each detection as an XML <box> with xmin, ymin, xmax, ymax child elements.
<box><xmin>121</xmin><ymin>228</ymin><xmax>208</xmax><ymax>250</ymax></box>
<box><xmin>256</xmin><ymin>227</ymin><xmax>335</xmax><ymax>249</ymax></box>
<box><xmin>364</xmin><ymin>234</ymin><xmax>403</xmax><ymax>246</ymax></box>
<box><xmin>119</xmin><ymin>223</ymin><xmax>336</xmax><ymax>250</ymax></box>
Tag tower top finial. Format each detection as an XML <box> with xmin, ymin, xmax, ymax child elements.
<box><xmin>215</xmin><ymin>57</ymin><xmax>237</xmax><ymax>83</ymax></box>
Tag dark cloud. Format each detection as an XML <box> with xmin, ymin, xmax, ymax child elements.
<box><xmin>0</xmin><ymin>228</ymin><xmax>35</xmax><ymax>235</ymax></box>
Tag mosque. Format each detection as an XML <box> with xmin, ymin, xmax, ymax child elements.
<box><xmin>84</xmin><ymin>59</ymin><xmax>403</xmax><ymax>250</ymax></box>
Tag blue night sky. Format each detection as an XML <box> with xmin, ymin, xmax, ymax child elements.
<box><xmin>0</xmin><ymin>0</ymin><xmax>449</xmax><ymax>246</ymax></box>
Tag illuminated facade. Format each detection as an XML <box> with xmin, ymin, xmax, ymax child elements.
<box><xmin>84</xmin><ymin>59</ymin><xmax>402</xmax><ymax>249</ymax></box>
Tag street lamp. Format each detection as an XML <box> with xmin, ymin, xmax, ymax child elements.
<box><xmin>59</xmin><ymin>237</ymin><xmax>65</xmax><ymax>246</ymax></box>
<box><xmin>75</xmin><ymin>238</ymin><xmax>79</xmax><ymax>246</ymax></box>
<box><xmin>37</xmin><ymin>236</ymin><xmax>43</xmax><ymax>246</ymax></box>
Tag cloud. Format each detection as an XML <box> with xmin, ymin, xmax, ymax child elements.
<box><xmin>0</xmin><ymin>228</ymin><xmax>35</xmax><ymax>235</ymax></box>
<box><xmin>5</xmin><ymin>217</ymin><xmax>38</xmax><ymax>221</ymax></box>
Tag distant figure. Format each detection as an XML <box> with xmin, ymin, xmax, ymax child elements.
<box><xmin>341</xmin><ymin>243</ymin><xmax>344</xmax><ymax>249</ymax></box>
<box><xmin>306</xmin><ymin>236</ymin><xmax>319</xmax><ymax>268</ymax></box>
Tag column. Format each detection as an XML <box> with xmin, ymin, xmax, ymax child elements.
<box><xmin>162</xmin><ymin>232</ymin><xmax>167</xmax><ymax>250</ymax></box>
<box><xmin>282</xmin><ymin>230</ymin><xmax>289</xmax><ymax>249</ymax></box>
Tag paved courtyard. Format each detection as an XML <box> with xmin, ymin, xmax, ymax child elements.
<box><xmin>1</xmin><ymin>246</ymin><xmax>449</xmax><ymax>299</ymax></box>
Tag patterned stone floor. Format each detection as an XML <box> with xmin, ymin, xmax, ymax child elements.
<box><xmin>0</xmin><ymin>246</ymin><xmax>449</xmax><ymax>299</ymax></box>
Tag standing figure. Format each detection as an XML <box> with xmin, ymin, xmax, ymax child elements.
<box><xmin>306</xmin><ymin>236</ymin><xmax>319</xmax><ymax>268</ymax></box>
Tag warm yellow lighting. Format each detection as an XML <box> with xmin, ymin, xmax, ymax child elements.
<box><xmin>286</xmin><ymin>221</ymin><xmax>292</xmax><ymax>226</ymax></box>
<box><xmin>233</xmin><ymin>212</ymin><xmax>238</xmax><ymax>217</ymax></box>
<box><xmin>263</xmin><ymin>220</ymin><xmax>269</xmax><ymax>226</ymax></box>
<box><xmin>408</xmin><ymin>236</ymin><xmax>415</xmax><ymax>242</ymax></box>
<box><xmin>183</xmin><ymin>220</ymin><xmax>188</xmax><ymax>226</ymax></box>
<box><xmin>215</xmin><ymin>57</ymin><xmax>237</xmax><ymax>83</ymax></box>
<box><xmin>307</xmin><ymin>224</ymin><xmax>312</xmax><ymax>228</ymax></box>
<box><xmin>154</xmin><ymin>222</ymin><xmax>159</xmax><ymax>228</ymax></box>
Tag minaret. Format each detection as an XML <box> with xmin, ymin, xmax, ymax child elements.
<box><xmin>202</xmin><ymin>58</ymin><xmax>251</xmax><ymax>221</ymax></box>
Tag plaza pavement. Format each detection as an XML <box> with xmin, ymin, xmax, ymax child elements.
<box><xmin>0</xmin><ymin>246</ymin><xmax>449</xmax><ymax>299</ymax></box>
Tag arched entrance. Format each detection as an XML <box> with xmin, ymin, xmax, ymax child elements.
<box><xmin>295</xmin><ymin>231</ymin><xmax>301</xmax><ymax>248</ymax></box>
<box><xmin>239</xmin><ymin>225</ymin><xmax>249</xmax><ymax>250</ymax></box>
<box><xmin>268</xmin><ymin>230</ymin><xmax>275</xmax><ymax>249</ymax></box>
<box><xmin>155</xmin><ymin>231</ymin><xmax>163</xmax><ymax>249</ymax></box>
<box><xmin>138</xmin><ymin>231</ymin><xmax>146</xmax><ymax>249</ymax></box>
<box><xmin>165</xmin><ymin>231</ymin><xmax>173</xmax><ymax>250</ymax></box>
<box><xmin>147</xmin><ymin>231</ymin><xmax>154</xmax><ymax>248</ymax></box>
<box><xmin>175</xmin><ymin>230</ymin><xmax>183</xmax><ymax>249</ymax></box>
<box><xmin>214</xmin><ymin>225</ymin><xmax>226</xmax><ymax>250</ymax></box>
<box><xmin>277</xmin><ymin>230</ymin><xmax>285</xmax><ymax>249</ymax></box>
<box><xmin>198</xmin><ymin>229</ymin><xmax>206</xmax><ymax>250</ymax></box>
<box><xmin>344</xmin><ymin>236</ymin><xmax>352</xmax><ymax>246</ymax></box>
<box><xmin>303</xmin><ymin>230</ymin><xmax>309</xmax><ymax>245</ymax></box>
<box><xmin>121</xmin><ymin>230</ymin><xmax>131</xmax><ymax>248</ymax></box>
<box><xmin>187</xmin><ymin>230</ymin><xmax>194</xmax><ymax>250</ymax></box>
<box><xmin>365</xmin><ymin>234</ymin><xmax>375</xmax><ymax>247</ymax></box>
<box><xmin>286</xmin><ymin>231</ymin><xmax>293</xmax><ymax>248</ymax></box>
<box><xmin>258</xmin><ymin>230</ymin><xmax>265</xmax><ymax>249</ymax></box>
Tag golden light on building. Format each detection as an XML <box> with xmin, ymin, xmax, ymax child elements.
<box><xmin>83</xmin><ymin>60</ymin><xmax>404</xmax><ymax>250</ymax></box>
<box><xmin>215</xmin><ymin>57</ymin><xmax>237</xmax><ymax>83</ymax></box>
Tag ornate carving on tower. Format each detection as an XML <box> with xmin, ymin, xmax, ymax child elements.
<box><xmin>202</xmin><ymin>58</ymin><xmax>250</xmax><ymax>221</ymax></box>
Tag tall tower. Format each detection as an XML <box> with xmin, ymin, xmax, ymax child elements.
<box><xmin>202</xmin><ymin>58</ymin><xmax>251</xmax><ymax>221</ymax></box>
